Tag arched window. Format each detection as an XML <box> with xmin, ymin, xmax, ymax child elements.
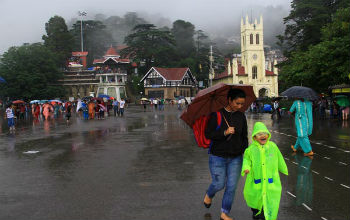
<box><xmin>256</xmin><ymin>34</ymin><xmax>259</xmax><ymax>44</ymax></box>
<box><xmin>250</xmin><ymin>34</ymin><xmax>253</xmax><ymax>44</ymax></box>
<box><xmin>252</xmin><ymin>66</ymin><xmax>257</xmax><ymax>79</ymax></box>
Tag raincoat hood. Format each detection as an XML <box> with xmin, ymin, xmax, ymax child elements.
<box><xmin>251</xmin><ymin>122</ymin><xmax>271</xmax><ymax>144</ymax></box>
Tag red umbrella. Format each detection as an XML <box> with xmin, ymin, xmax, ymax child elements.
<box><xmin>91</xmin><ymin>97</ymin><xmax>103</xmax><ymax>101</ymax></box>
<box><xmin>12</xmin><ymin>100</ymin><xmax>25</xmax><ymax>104</ymax></box>
<box><xmin>180</xmin><ymin>83</ymin><xmax>256</xmax><ymax>127</ymax></box>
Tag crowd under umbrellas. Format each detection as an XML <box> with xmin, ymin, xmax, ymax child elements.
<box><xmin>2</xmin><ymin>95</ymin><xmax>129</xmax><ymax>133</ymax></box>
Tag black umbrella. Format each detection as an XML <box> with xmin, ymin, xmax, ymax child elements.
<box><xmin>281</xmin><ymin>86</ymin><xmax>319</xmax><ymax>101</ymax></box>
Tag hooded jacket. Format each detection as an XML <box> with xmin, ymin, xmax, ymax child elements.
<box><xmin>241</xmin><ymin>122</ymin><xmax>288</xmax><ymax>220</ymax></box>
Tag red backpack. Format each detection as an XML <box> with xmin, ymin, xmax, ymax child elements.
<box><xmin>192</xmin><ymin>111</ymin><xmax>222</xmax><ymax>149</ymax></box>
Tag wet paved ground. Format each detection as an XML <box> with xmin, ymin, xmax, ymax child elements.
<box><xmin>0</xmin><ymin>105</ymin><xmax>349</xmax><ymax>220</ymax></box>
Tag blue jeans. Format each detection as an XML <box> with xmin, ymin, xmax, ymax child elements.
<box><xmin>207</xmin><ymin>155</ymin><xmax>242</xmax><ymax>214</ymax></box>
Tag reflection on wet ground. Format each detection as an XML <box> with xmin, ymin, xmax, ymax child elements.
<box><xmin>0</xmin><ymin>106</ymin><xmax>349</xmax><ymax>220</ymax></box>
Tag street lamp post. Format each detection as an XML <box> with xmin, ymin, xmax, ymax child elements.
<box><xmin>78</xmin><ymin>11</ymin><xmax>87</xmax><ymax>52</ymax></box>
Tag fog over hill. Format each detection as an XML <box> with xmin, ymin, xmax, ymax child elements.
<box><xmin>0</xmin><ymin>0</ymin><xmax>290</xmax><ymax>54</ymax></box>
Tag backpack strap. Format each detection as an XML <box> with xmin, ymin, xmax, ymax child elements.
<box><xmin>216</xmin><ymin>111</ymin><xmax>222</xmax><ymax>130</ymax></box>
<box><xmin>208</xmin><ymin>111</ymin><xmax>222</xmax><ymax>154</ymax></box>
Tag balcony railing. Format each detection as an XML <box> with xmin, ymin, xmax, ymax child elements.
<box><xmin>99</xmin><ymin>81</ymin><xmax>126</xmax><ymax>86</ymax></box>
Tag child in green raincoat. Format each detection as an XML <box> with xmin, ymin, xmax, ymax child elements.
<box><xmin>242</xmin><ymin>122</ymin><xmax>288</xmax><ymax>220</ymax></box>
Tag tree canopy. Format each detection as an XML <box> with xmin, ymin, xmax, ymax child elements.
<box><xmin>70</xmin><ymin>20</ymin><xmax>113</xmax><ymax>65</ymax></box>
<box><xmin>171</xmin><ymin>20</ymin><xmax>196</xmax><ymax>57</ymax></box>
<box><xmin>122</xmin><ymin>24</ymin><xmax>176</xmax><ymax>73</ymax></box>
<box><xmin>42</xmin><ymin>15</ymin><xmax>74</xmax><ymax>67</ymax></box>
<box><xmin>0</xmin><ymin>43</ymin><xmax>65</xmax><ymax>100</ymax></box>
<box><xmin>278</xmin><ymin>0</ymin><xmax>350</xmax><ymax>92</ymax></box>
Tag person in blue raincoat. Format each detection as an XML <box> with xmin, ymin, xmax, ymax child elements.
<box><xmin>289</xmin><ymin>98</ymin><xmax>314</xmax><ymax>156</ymax></box>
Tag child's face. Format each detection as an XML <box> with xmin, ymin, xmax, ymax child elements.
<box><xmin>254</xmin><ymin>132</ymin><xmax>269</xmax><ymax>145</ymax></box>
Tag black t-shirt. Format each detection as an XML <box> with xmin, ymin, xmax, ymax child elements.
<box><xmin>205</xmin><ymin>108</ymin><xmax>248</xmax><ymax>158</ymax></box>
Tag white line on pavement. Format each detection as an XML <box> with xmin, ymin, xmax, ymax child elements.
<box><xmin>292</xmin><ymin>161</ymin><xmax>298</xmax><ymax>165</ymax></box>
<box><xmin>287</xmin><ymin>191</ymin><xmax>296</xmax><ymax>198</ymax></box>
<box><xmin>321</xmin><ymin>217</ymin><xmax>328</xmax><ymax>220</ymax></box>
<box><xmin>324</xmin><ymin>176</ymin><xmax>334</xmax><ymax>181</ymax></box>
<box><xmin>339</xmin><ymin>162</ymin><xmax>348</xmax><ymax>165</ymax></box>
<box><xmin>312</xmin><ymin>170</ymin><xmax>320</xmax><ymax>175</ymax></box>
<box><xmin>284</xmin><ymin>157</ymin><xmax>290</xmax><ymax>160</ymax></box>
<box><xmin>340</xmin><ymin>184</ymin><xmax>350</xmax><ymax>189</ymax></box>
<box><xmin>323</xmin><ymin>157</ymin><xmax>331</xmax><ymax>160</ymax></box>
<box><xmin>302</xmin><ymin>203</ymin><xmax>312</xmax><ymax>211</ymax></box>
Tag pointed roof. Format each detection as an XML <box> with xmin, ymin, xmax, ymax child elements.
<box><xmin>105</xmin><ymin>46</ymin><xmax>119</xmax><ymax>57</ymax></box>
<box><xmin>141</xmin><ymin>67</ymin><xmax>197</xmax><ymax>83</ymax></box>
<box><xmin>154</xmin><ymin>67</ymin><xmax>189</xmax><ymax>80</ymax></box>
<box><xmin>93</xmin><ymin>46</ymin><xmax>130</xmax><ymax>64</ymax></box>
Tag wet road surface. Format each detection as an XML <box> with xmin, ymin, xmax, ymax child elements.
<box><xmin>0</xmin><ymin>105</ymin><xmax>349</xmax><ymax>220</ymax></box>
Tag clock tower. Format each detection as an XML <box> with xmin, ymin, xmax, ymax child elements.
<box><xmin>241</xmin><ymin>15</ymin><xmax>266</xmax><ymax>85</ymax></box>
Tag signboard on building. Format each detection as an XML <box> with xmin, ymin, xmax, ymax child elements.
<box><xmin>199</xmin><ymin>81</ymin><xmax>203</xmax><ymax>88</ymax></box>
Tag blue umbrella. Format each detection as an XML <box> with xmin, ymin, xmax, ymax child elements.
<box><xmin>98</xmin><ymin>94</ymin><xmax>110</xmax><ymax>99</ymax></box>
<box><xmin>30</xmin><ymin>100</ymin><xmax>40</xmax><ymax>104</ymax></box>
<box><xmin>0</xmin><ymin>76</ymin><xmax>6</xmax><ymax>83</ymax></box>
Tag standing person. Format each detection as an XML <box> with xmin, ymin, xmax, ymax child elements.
<box><xmin>88</xmin><ymin>101</ymin><xmax>95</xmax><ymax>119</ymax></box>
<box><xmin>242</xmin><ymin>122</ymin><xmax>288</xmax><ymax>220</ymax></box>
<box><xmin>177</xmin><ymin>99</ymin><xmax>182</xmax><ymax>110</ymax></box>
<box><xmin>65</xmin><ymin>103</ymin><xmax>72</xmax><ymax>123</ymax></box>
<box><xmin>34</xmin><ymin>104</ymin><xmax>40</xmax><ymax>119</ymax></box>
<box><xmin>19</xmin><ymin>104</ymin><xmax>26</xmax><ymax>119</ymax></box>
<box><xmin>142</xmin><ymin>100</ymin><xmax>147</xmax><ymax>112</ymax></box>
<box><xmin>119</xmin><ymin>98</ymin><xmax>125</xmax><ymax>117</ymax></box>
<box><xmin>289</xmin><ymin>98</ymin><xmax>314</xmax><ymax>156</ymax></box>
<box><xmin>154</xmin><ymin>98</ymin><xmax>158</xmax><ymax>110</ymax></box>
<box><xmin>203</xmin><ymin>88</ymin><xmax>248</xmax><ymax>220</ymax></box>
<box><xmin>107</xmin><ymin>100</ymin><xmax>113</xmax><ymax>116</ymax></box>
<box><xmin>319</xmin><ymin>98</ymin><xmax>327</xmax><ymax>119</ymax></box>
<box><xmin>5</xmin><ymin>104</ymin><xmax>16</xmax><ymax>132</ymax></box>
<box><xmin>271</xmin><ymin>100</ymin><xmax>281</xmax><ymax>119</ymax></box>
<box><xmin>112</xmin><ymin>99</ymin><xmax>119</xmax><ymax>116</ymax></box>
<box><xmin>82</xmin><ymin>101</ymin><xmax>89</xmax><ymax>120</ymax></box>
<box><xmin>42</xmin><ymin>102</ymin><xmax>52</xmax><ymax>120</ymax></box>
<box><xmin>343</xmin><ymin>105</ymin><xmax>349</xmax><ymax>121</ymax></box>
<box><xmin>54</xmin><ymin>103</ymin><xmax>60</xmax><ymax>118</ymax></box>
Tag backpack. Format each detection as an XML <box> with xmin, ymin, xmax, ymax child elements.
<box><xmin>192</xmin><ymin>111</ymin><xmax>222</xmax><ymax>149</ymax></box>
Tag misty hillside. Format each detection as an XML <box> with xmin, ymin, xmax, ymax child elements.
<box><xmin>67</xmin><ymin>4</ymin><xmax>288</xmax><ymax>54</ymax></box>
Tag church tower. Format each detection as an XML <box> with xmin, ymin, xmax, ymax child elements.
<box><xmin>212</xmin><ymin>15</ymin><xmax>278</xmax><ymax>97</ymax></box>
<box><xmin>241</xmin><ymin>15</ymin><xmax>265</xmax><ymax>86</ymax></box>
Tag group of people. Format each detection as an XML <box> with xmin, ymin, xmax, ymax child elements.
<box><xmin>75</xmin><ymin>98</ymin><xmax>126</xmax><ymax>120</ymax></box>
<box><xmin>202</xmin><ymin>89</ymin><xmax>315</xmax><ymax>220</ymax></box>
<box><xmin>319</xmin><ymin>97</ymin><xmax>349</xmax><ymax>120</ymax></box>
<box><xmin>140</xmin><ymin>98</ymin><xmax>189</xmax><ymax>111</ymax></box>
<box><xmin>2</xmin><ymin>97</ymin><xmax>127</xmax><ymax>131</ymax></box>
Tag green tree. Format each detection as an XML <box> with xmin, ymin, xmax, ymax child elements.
<box><xmin>0</xmin><ymin>43</ymin><xmax>65</xmax><ymax>100</ymax></box>
<box><xmin>171</xmin><ymin>20</ymin><xmax>196</xmax><ymax>57</ymax></box>
<box><xmin>122</xmin><ymin>24</ymin><xmax>176</xmax><ymax>74</ymax></box>
<box><xmin>70</xmin><ymin>20</ymin><xmax>113</xmax><ymax>65</ymax></box>
<box><xmin>279</xmin><ymin>6</ymin><xmax>350</xmax><ymax>92</ymax></box>
<box><xmin>278</xmin><ymin>0</ymin><xmax>348</xmax><ymax>54</ymax></box>
<box><xmin>42</xmin><ymin>15</ymin><xmax>74</xmax><ymax>67</ymax></box>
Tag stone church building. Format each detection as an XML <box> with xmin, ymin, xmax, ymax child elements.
<box><xmin>213</xmin><ymin>15</ymin><xmax>279</xmax><ymax>98</ymax></box>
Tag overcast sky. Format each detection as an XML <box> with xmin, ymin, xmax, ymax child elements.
<box><xmin>0</xmin><ymin>0</ymin><xmax>291</xmax><ymax>54</ymax></box>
